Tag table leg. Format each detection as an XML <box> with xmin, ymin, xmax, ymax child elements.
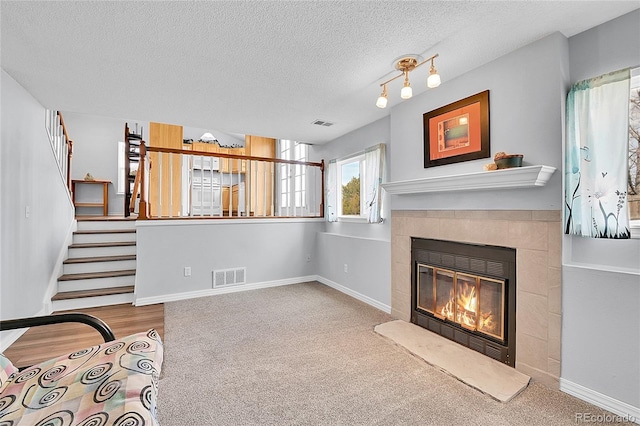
<box><xmin>103</xmin><ymin>182</ymin><xmax>109</xmax><ymax>216</ymax></box>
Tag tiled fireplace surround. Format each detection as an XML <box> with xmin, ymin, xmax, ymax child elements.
<box><xmin>391</xmin><ymin>209</ymin><xmax>562</xmax><ymax>388</ymax></box>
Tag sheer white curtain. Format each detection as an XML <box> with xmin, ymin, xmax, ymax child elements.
<box><xmin>325</xmin><ymin>160</ymin><xmax>337</xmax><ymax>222</ymax></box>
<box><xmin>364</xmin><ymin>143</ymin><xmax>386</xmax><ymax>223</ymax></box>
<box><xmin>565</xmin><ymin>68</ymin><xmax>631</xmax><ymax>238</ymax></box>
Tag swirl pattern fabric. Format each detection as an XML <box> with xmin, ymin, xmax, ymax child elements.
<box><xmin>0</xmin><ymin>354</ymin><xmax>19</xmax><ymax>392</ymax></box>
<box><xmin>0</xmin><ymin>329</ymin><xmax>162</xmax><ymax>426</ymax></box>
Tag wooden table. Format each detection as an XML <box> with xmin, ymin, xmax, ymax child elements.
<box><xmin>72</xmin><ymin>179</ymin><xmax>111</xmax><ymax>216</ymax></box>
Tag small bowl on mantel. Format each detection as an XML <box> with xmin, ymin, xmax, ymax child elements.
<box><xmin>495</xmin><ymin>154</ymin><xmax>523</xmax><ymax>169</ymax></box>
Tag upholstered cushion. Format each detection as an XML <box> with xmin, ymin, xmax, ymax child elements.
<box><xmin>0</xmin><ymin>329</ymin><xmax>163</xmax><ymax>425</ymax></box>
<box><xmin>0</xmin><ymin>353</ymin><xmax>18</xmax><ymax>392</ymax></box>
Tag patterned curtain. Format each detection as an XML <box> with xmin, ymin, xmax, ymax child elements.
<box><xmin>565</xmin><ymin>68</ymin><xmax>631</xmax><ymax>239</ymax></box>
<box><xmin>325</xmin><ymin>159</ymin><xmax>337</xmax><ymax>222</ymax></box>
<box><xmin>364</xmin><ymin>143</ymin><xmax>386</xmax><ymax>223</ymax></box>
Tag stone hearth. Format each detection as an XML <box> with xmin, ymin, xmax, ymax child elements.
<box><xmin>391</xmin><ymin>210</ymin><xmax>562</xmax><ymax>388</ymax></box>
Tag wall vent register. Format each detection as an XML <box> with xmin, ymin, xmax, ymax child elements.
<box><xmin>213</xmin><ymin>267</ymin><xmax>246</xmax><ymax>288</ymax></box>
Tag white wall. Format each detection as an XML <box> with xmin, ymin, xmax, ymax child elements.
<box><xmin>134</xmin><ymin>219</ymin><xmax>323</xmax><ymax>303</ymax></box>
<box><xmin>62</xmin><ymin>112</ymin><xmax>148</xmax><ymax>216</ymax></box>
<box><xmin>0</xmin><ymin>70</ymin><xmax>75</xmax><ymax>341</ymax></box>
<box><xmin>561</xmin><ymin>10</ymin><xmax>640</xmax><ymax>414</ymax></box>
<box><xmin>310</xmin><ymin>116</ymin><xmax>391</xmax><ymax>310</ymax></box>
<box><xmin>389</xmin><ymin>33</ymin><xmax>568</xmax><ymax>211</ymax></box>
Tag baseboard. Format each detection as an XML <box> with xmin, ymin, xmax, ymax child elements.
<box><xmin>315</xmin><ymin>275</ymin><xmax>391</xmax><ymax>314</ymax></box>
<box><xmin>560</xmin><ymin>378</ymin><xmax>640</xmax><ymax>424</ymax></box>
<box><xmin>43</xmin><ymin>218</ymin><xmax>77</xmax><ymax>313</ymax></box>
<box><xmin>134</xmin><ymin>275</ymin><xmax>318</xmax><ymax>306</ymax></box>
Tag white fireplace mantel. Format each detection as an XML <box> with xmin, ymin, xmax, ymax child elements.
<box><xmin>381</xmin><ymin>165</ymin><xmax>556</xmax><ymax>195</ymax></box>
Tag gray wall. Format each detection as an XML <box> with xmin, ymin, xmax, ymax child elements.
<box><xmin>0</xmin><ymin>70</ymin><xmax>75</xmax><ymax>333</ymax></box>
<box><xmin>135</xmin><ymin>220</ymin><xmax>323</xmax><ymax>301</ymax></box>
<box><xmin>562</xmin><ymin>10</ymin><xmax>640</xmax><ymax>410</ymax></box>
<box><xmin>389</xmin><ymin>33</ymin><xmax>567</xmax><ymax>211</ymax></box>
<box><xmin>310</xmin><ymin>117</ymin><xmax>391</xmax><ymax>309</ymax></box>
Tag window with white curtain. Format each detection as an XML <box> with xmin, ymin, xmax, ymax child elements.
<box><xmin>326</xmin><ymin>143</ymin><xmax>385</xmax><ymax>223</ymax></box>
<box><xmin>565</xmin><ymin>68</ymin><xmax>631</xmax><ymax>239</ymax></box>
<box><xmin>278</xmin><ymin>140</ymin><xmax>308</xmax><ymax>216</ymax></box>
<box><xmin>338</xmin><ymin>154</ymin><xmax>365</xmax><ymax>218</ymax></box>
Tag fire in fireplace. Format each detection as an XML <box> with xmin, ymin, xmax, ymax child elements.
<box><xmin>411</xmin><ymin>238</ymin><xmax>516</xmax><ymax>366</ymax></box>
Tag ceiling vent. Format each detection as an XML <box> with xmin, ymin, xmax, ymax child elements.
<box><xmin>312</xmin><ymin>119</ymin><xmax>335</xmax><ymax>127</ymax></box>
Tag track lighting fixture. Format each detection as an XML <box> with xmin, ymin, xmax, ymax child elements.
<box><xmin>376</xmin><ymin>53</ymin><xmax>440</xmax><ymax>108</ymax></box>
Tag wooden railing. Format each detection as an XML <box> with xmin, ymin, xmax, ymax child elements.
<box><xmin>130</xmin><ymin>143</ymin><xmax>324</xmax><ymax>219</ymax></box>
<box><xmin>45</xmin><ymin>110</ymin><xmax>73</xmax><ymax>193</ymax></box>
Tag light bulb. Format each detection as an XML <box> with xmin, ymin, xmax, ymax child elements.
<box><xmin>401</xmin><ymin>84</ymin><xmax>412</xmax><ymax>99</ymax></box>
<box><xmin>376</xmin><ymin>95</ymin><xmax>388</xmax><ymax>108</ymax></box>
<box><xmin>427</xmin><ymin>72</ymin><xmax>441</xmax><ymax>88</ymax></box>
<box><xmin>376</xmin><ymin>84</ymin><xmax>388</xmax><ymax>108</ymax></box>
<box><xmin>428</xmin><ymin>64</ymin><xmax>441</xmax><ymax>88</ymax></box>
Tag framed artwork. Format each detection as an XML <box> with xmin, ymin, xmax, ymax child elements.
<box><xmin>423</xmin><ymin>90</ymin><xmax>490</xmax><ymax>168</ymax></box>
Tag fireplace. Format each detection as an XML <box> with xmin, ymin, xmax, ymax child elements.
<box><xmin>411</xmin><ymin>237</ymin><xmax>516</xmax><ymax>366</ymax></box>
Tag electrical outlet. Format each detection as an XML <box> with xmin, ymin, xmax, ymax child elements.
<box><xmin>306</xmin><ymin>254</ymin><xmax>311</xmax><ymax>262</ymax></box>
<box><xmin>25</xmin><ymin>206</ymin><xmax>30</xmax><ymax>218</ymax></box>
<box><xmin>344</xmin><ymin>263</ymin><xmax>348</xmax><ymax>273</ymax></box>
<box><xmin>184</xmin><ymin>266</ymin><xmax>191</xmax><ymax>277</ymax></box>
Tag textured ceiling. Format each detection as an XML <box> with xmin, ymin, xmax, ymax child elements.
<box><xmin>1</xmin><ymin>1</ymin><xmax>638</xmax><ymax>144</ymax></box>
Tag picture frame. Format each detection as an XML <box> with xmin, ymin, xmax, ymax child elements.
<box><xmin>423</xmin><ymin>90</ymin><xmax>490</xmax><ymax>168</ymax></box>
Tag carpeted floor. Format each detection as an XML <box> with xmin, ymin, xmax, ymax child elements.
<box><xmin>158</xmin><ymin>282</ymin><xmax>619</xmax><ymax>425</ymax></box>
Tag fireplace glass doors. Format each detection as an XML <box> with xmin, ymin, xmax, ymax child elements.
<box><xmin>411</xmin><ymin>238</ymin><xmax>516</xmax><ymax>366</ymax></box>
<box><xmin>417</xmin><ymin>266</ymin><xmax>504</xmax><ymax>341</ymax></box>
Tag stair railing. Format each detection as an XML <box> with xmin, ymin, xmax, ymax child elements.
<box><xmin>136</xmin><ymin>145</ymin><xmax>324</xmax><ymax>219</ymax></box>
<box><xmin>45</xmin><ymin>110</ymin><xmax>73</xmax><ymax>194</ymax></box>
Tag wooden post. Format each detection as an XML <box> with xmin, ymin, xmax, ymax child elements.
<box><xmin>66</xmin><ymin>140</ymin><xmax>73</xmax><ymax>194</ymax></box>
<box><xmin>138</xmin><ymin>142</ymin><xmax>148</xmax><ymax>219</ymax></box>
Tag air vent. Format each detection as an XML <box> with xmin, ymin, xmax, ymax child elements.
<box><xmin>469</xmin><ymin>258</ymin><xmax>486</xmax><ymax>273</ymax></box>
<box><xmin>486</xmin><ymin>261</ymin><xmax>505</xmax><ymax>277</ymax></box>
<box><xmin>311</xmin><ymin>119</ymin><xmax>335</xmax><ymax>127</ymax></box>
<box><xmin>212</xmin><ymin>267</ymin><xmax>247</xmax><ymax>288</ymax></box>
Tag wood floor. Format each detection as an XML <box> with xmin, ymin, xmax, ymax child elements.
<box><xmin>3</xmin><ymin>303</ymin><xmax>164</xmax><ymax>369</ymax></box>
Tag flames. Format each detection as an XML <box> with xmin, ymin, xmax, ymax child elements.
<box><xmin>440</xmin><ymin>282</ymin><xmax>496</xmax><ymax>334</ymax></box>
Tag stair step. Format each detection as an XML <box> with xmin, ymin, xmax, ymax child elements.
<box><xmin>57</xmin><ymin>275</ymin><xmax>135</xmax><ymax>292</ymax></box>
<box><xmin>69</xmin><ymin>241</ymin><xmax>136</xmax><ymax>249</ymax></box>
<box><xmin>64</xmin><ymin>254</ymin><xmax>136</xmax><ymax>264</ymax></box>
<box><xmin>75</xmin><ymin>229</ymin><xmax>135</xmax><ymax>234</ymax></box>
<box><xmin>51</xmin><ymin>292</ymin><xmax>135</xmax><ymax>311</ymax></box>
<box><xmin>73</xmin><ymin>230</ymin><xmax>136</xmax><ymax>244</ymax></box>
<box><xmin>69</xmin><ymin>246</ymin><xmax>136</xmax><ymax>258</ymax></box>
<box><xmin>62</xmin><ymin>256</ymin><xmax>136</xmax><ymax>275</ymax></box>
<box><xmin>58</xmin><ymin>269</ymin><xmax>136</xmax><ymax>282</ymax></box>
<box><xmin>52</xmin><ymin>285</ymin><xmax>134</xmax><ymax>301</ymax></box>
<box><xmin>54</xmin><ymin>217</ymin><xmax>138</xmax><ymax>310</ymax></box>
<box><xmin>76</xmin><ymin>219</ymin><xmax>136</xmax><ymax>232</ymax></box>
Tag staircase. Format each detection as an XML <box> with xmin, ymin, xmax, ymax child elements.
<box><xmin>52</xmin><ymin>218</ymin><xmax>137</xmax><ymax>311</ymax></box>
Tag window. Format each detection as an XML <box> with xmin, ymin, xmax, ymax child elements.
<box><xmin>278</xmin><ymin>140</ymin><xmax>308</xmax><ymax>215</ymax></box>
<box><xmin>338</xmin><ymin>154</ymin><xmax>365</xmax><ymax>218</ymax></box>
<box><xmin>629</xmin><ymin>67</ymin><xmax>640</xmax><ymax>234</ymax></box>
<box><xmin>326</xmin><ymin>144</ymin><xmax>386</xmax><ymax>223</ymax></box>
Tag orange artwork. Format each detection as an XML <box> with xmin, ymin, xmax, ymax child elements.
<box><xmin>423</xmin><ymin>90</ymin><xmax>490</xmax><ymax>168</ymax></box>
